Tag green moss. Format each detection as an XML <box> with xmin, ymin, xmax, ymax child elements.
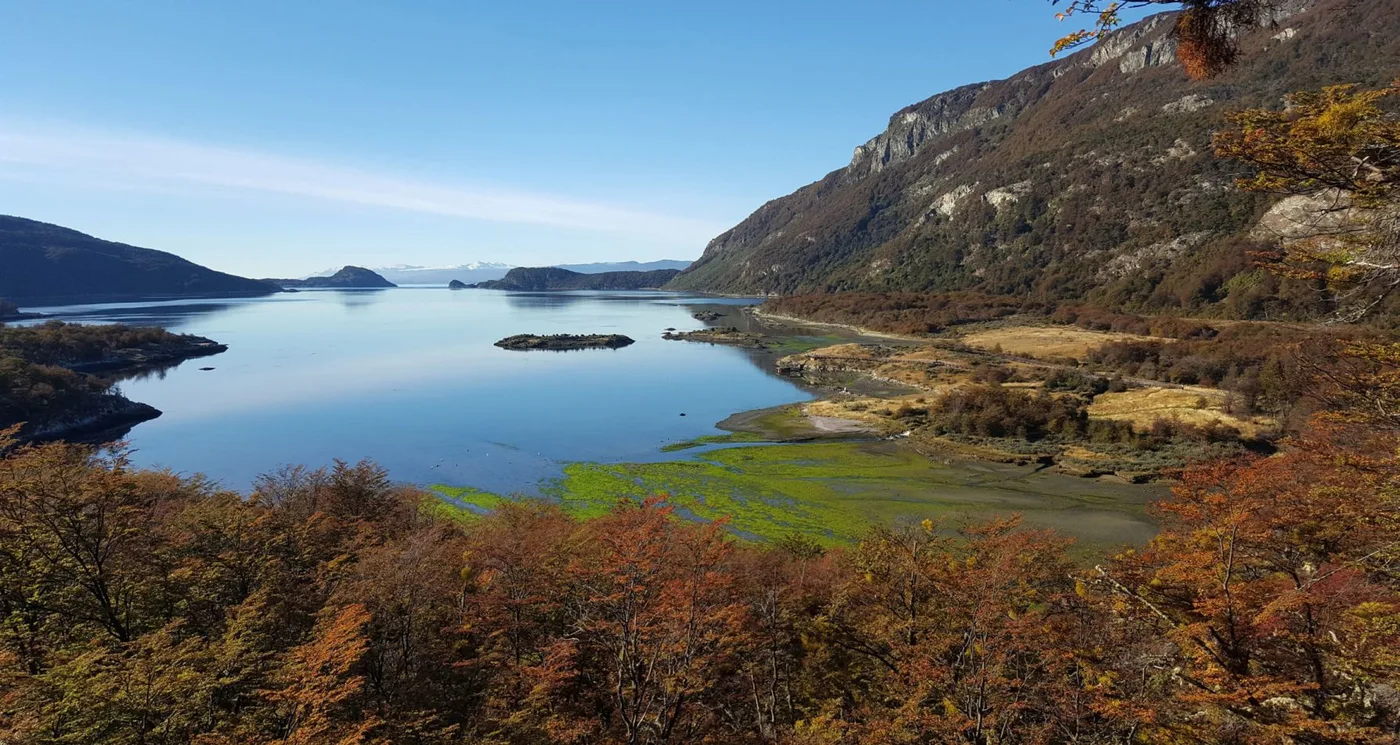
<box><xmin>427</xmin><ymin>484</ymin><xmax>508</xmax><ymax>521</ymax></box>
<box><xmin>717</xmin><ymin>405</ymin><xmax>821</xmax><ymax>441</ymax></box>
<box><xmin>762</xmin><ymin>334</ymin><xmax>845</xmax><ymax>356</ymax></box>
<box><xmin>659</xmin><ymin>432</ymin><xmax>765</xmax><ymax>452</ymax></box>
<box><xmin>434</xmin><ymin>441</ymin><xmax>1160</xmax><ymax>550</ymax></box>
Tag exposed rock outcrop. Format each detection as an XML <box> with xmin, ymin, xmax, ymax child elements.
<box><xmin>494</xmin><ymin>334</ymin><xmax>636</xmax><ymax>351</ymax></box>
<box><xmin>664</xmin><ymin>0</ymin><xmax>1374</xmax><ymax>322</ymax></box>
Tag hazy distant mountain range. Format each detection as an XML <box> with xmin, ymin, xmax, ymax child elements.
<box><xmin>265</xmin><ymin>266</ymin><xmax>398</xmax><ymax>289</ymax></box>
<box><xmin>556</xmin><ymin>260</ymin><xmax>693</xmax><ymax>274</ymax></box>
<box><xmin>0</xmin><ymin>214</ymin><xmax>697</xmax><ymax>306</ymax></box>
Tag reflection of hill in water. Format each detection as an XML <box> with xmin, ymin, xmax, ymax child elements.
<box><xmin>108</xmin><ymin>359</ymin><xmax>187</xmax><ymax>384</ymax></box>
<box><xmin>501</xmin><ymin>290</ymin><xmax>677</xmax><ymax>311</ymax></box>
<box><xmin>329</xmin><ymin>288</ymin><xmax>390</xmax><ymax>310</ymax></box>
<box><xmin>27</xmin><ymin>289</ymin><xmax>824</xmax><ymax>491</ymax></box>
<box><xmin>52</xmin><ymin>302</ymin><xmax>241</xmax><ymax>330</ymax></box>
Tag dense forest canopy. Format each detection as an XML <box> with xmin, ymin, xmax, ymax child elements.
<box><xmin>0</xmin><ymin>410</ymin><xmax>1396</xmax><ymax>742</ymax></box>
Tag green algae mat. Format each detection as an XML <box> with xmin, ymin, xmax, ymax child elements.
<box><xmin>432</xmin><ymin>441</ymin><xmax>1162</xmax><ymax>549</ymax></box>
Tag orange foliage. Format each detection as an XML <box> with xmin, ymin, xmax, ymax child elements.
<box><xmin>0</xmin><ymin>424</ymin><xmax>1397</xmax><ymax>742</ymax></box>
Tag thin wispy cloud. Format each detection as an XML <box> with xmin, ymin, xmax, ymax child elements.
<box><xmin>0</xmin><ymin>123</ymin><xmax>724</xmax><ymax>244</ymax></box>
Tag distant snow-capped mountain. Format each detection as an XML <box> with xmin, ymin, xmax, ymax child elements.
<box><xmin>336</xmin><ymin>263</ymin><xmax>515</xmax><ymax>285</ymax></box>
<box><xmin>557</xmin><ymin>260</ymin><xmax>692</xmax><ymax>274</ymax></box>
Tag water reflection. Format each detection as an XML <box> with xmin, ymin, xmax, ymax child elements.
<box><xmin>21</xmin><ymin>289</ymin><xmax>812</xmax><ymax>490</ymax></box>
<box><xmin>501</xmin><ymin>291</ymin><xmax>591</xmax><ymax>310</ymax></box>
<box><xmin>17</xmin><ymin>302</ymin><xmax>244</xmax><ymax>331</ymax></box>
<box><xmin>328</xmin><ymin>289</ymin><xmax>390</xmax><ymax>310</ymax></box>
<box><xmin>108</xmin><ymin>360</ymin><xmax>187</xmax><ymax>384</ymax></box>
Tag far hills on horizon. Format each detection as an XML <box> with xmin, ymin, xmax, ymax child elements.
<box><xmin>0</xmin><ymin>214</ymin><xmax>695</xmax><ymax>306</ymax></box>
<box><xmin>465</xmin><ymin>266</ymin><xmax>682</xmax><ymax>291</ymax></box>
<box><xmin>336</xmin><ymin>260</ymin><xmax>693</xmax><ymax>287</ymax></box>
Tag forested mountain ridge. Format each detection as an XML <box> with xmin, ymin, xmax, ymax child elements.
<box><xmin>0</xmin><ymin>216</ymin><xmax>279</xmax><ymax>304</ymax></box>
<box><xmin>668</xmin><ymin>0</ymin><xmax>1400</xmax><ymax>318</ymax></box>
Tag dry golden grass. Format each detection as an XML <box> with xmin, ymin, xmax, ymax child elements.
<box><xmin>889</xmin><ymin>347</ymin><xmax>959</xmax><ymax>363</ymax></box>
<box><xmin>1088</xmin><ymin>386</ymin><xmax>1275</xmax><ymax>439</ymax></box>
<box><xmin>961</xmin><ymin>325</ymin><xmax>1164</xmax><ymax>361</ymax></box>
<box><xmin>806</xmin><ymin>394</ymin><xmax>931</xmax><ymax>432</ymax></box>
<box><xmin>1061</xmin><ymin>446</ymin><xmax>1111</xmax><ymax>461</ymax></box>
<box><xmin>872</xmin><ymin>363</ymin><xmax>964</xmax><ymax>391</ymax></box>
<box><xmin>804</xmin><ymin>343</ymin><xmax>882</xmax><ymax>359</ymax></box>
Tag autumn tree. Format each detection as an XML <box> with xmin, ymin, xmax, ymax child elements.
<box><xmin>459</xmin><ymin>502</ymin><xmax>586</xmax><ymax>744</ymax></box>
<box><xmin>801</xmin><ymin>518</ymin><xmax>1140</xmax><ymax>744</ymax></box>
<box><xmin>1088</xmin><ymin>425</ymin><xmax>1400</xmax><ymax>741</ymax></box>
<box><xmin>569</xmin><ymin>497</ymin><xmax>750</xmax><ymax>745</ymax></box>
<box><xmin>0</xmin><ymin>443</ymin><xmax>168</xmax><ymax>646</ymax></box>
<box><xmin>262</xmin><ymin>604</ymin><xmax>381</xmax><ymax>745</ymax></box>
<box><xmin>1216</xmin><ymin>82</ymin><xmax>1400</xmax><ymax>322</ymax></box>
<box><xmin>1050</xmin><ymin>0</ymin><xmax>1275</xmax><ymax>78</ymax></box>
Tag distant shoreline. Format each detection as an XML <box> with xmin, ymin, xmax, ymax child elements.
<box><xmin>13</xmin><ymin>287</ymin><xmax>280</xmax><ymax>310</ymax></box>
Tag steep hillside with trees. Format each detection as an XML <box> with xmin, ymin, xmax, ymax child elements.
<box><xmin>471</xmin><ymin>266</ymin><xmax>681</xmax><ymax>290</ymax></box>
<box><xmin>0</xmin><ymin>216</ymin><xmax>279</xmax><ymax>304</ymax></box>
<box><xmin>669</xmin><ymin>0</ymin><xmax>1400</xmax><ymax>319</ymax></box>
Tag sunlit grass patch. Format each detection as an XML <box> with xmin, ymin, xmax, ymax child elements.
<box><xmin>1088</xmin><ymin>386</ymin><xmax>1276</xmax><ymax>439</ymax></box>
<box><xmin>961</xmin><ymin>325</ymin><xmax>1164</xmax><ymax>361</ymax></box>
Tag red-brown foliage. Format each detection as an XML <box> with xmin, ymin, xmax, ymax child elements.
<box><xmin>0</xmin><ymin>422</ymin><xmax>1396</xmax><ymax>742</ymax></box>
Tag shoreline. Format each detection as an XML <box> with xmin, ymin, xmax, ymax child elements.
<box><xmin>68</xmin><ymin>339</ymin><xmax>228</xmax><ymax>374</ymax></box>
<box><xmin>14</xmin><ymin>396</ymin><xmax>162</xmax><ymax>447</ymax></box>
<box><xmin>749</xmin><ymin>308</ymin><xmax>930</xmax><ymax>343</ymax></box>
<box><xmin>12</xmin><ymin>288</ymin><xmax>280</xmax><ymax>311</ymax></box>
<box><xmin>6</xmin><ymin>336</ymin><xmax>229</xmax><ymax>447</ymax></box>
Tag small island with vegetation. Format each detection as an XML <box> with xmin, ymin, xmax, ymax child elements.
<box><xmin>448</xmin><ymin>279</ymin><xmax>468</xmax><ymax>290</ymax></box>
<box><xmin>0</xmin><ymin>299</ymin><xmax>41</xmax><ymax>322</ymax></box>
<box><xmin>0</xmin><ymin>321</ymin><xmax>228</xmax><ymax>445</ymax></box>
<box><xmin>494</xmin><ymin>333</ymin><xmax>635</xmax><ymax>351</ymax></box>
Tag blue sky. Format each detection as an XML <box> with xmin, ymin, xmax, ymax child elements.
<box><xmin>0</xmin><ymin>1</ymin><xmax>1159</xmax><ymax>276</ymax></box>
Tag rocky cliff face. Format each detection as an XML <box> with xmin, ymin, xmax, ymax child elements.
<box><xmin>668</xmin><ymin>0</ymin><xmax>1394</xmax><ymax>318</ymax></box>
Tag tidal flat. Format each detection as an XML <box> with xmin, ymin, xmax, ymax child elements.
<box><xmin>432</xmin><ymin>439</ymin><xmax>1162</xmax><ymax>550</ymax></box>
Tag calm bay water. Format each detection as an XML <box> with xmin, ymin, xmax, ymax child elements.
<box><xmin>26</xmin><ymin>288</ymin><xmax>812</xmax><ymax>492</ymax></box>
